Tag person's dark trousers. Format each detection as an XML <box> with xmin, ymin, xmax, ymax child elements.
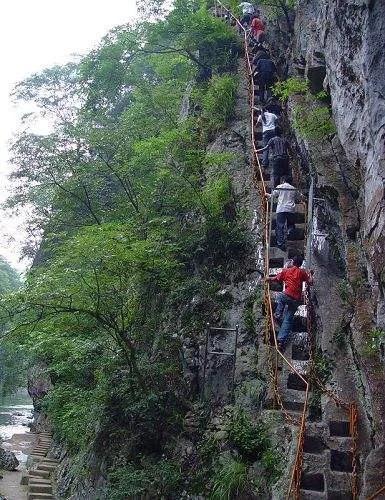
<box><xmin>262</xmin><ymin>129</ymin><xmax>276</xmax><ymax>166</ymax></box>
<box><xmin>272</xmin><ymin>155</ymin><xmax>290</xmax><ymax>187</ymax></box>
<box><xmin>276</xmin><ymin>212</ymin><xmax>296</xmax><ymax>247</ymax></box>
<box><xmin>275</xmin><ymin>292</ymin><xmax>301</xmax><ymax>344</ymax></box>
<box><xmin>240</xmin><ymin>14</ymin><xmax>251</xmax><ymax>28</ymax></box>
<box><xmin>259</xmin><ymin>74</ymin><xmax>274</xmax><ymax>102</ymax></box>
<box><xmin>258</xmin><ymin>77</ymin><xmax>267</xmax><ymax>102</ymax></box>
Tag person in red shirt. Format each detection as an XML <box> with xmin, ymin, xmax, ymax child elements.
<box><xmin>266</xmin><ymin>255</ymin><xmax>313</xmax><ymax>349</ymax></box>
<box><xmin>251</xmin><ymin>15</ymin><xmax>265</xmax><ymax>43</ymax></box>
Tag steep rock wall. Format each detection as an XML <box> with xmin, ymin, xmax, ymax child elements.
<box><xmin>288</xmin><ymin>0</ymin><xmax>385</xmax><ymax>496</ymax></box>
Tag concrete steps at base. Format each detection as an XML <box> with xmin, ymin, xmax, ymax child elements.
<box><xmin>22</xmin><ymin>475</ymin><xmax>52</xmax><ymax>486</ymax></box>
<box><xmin>29</xmin><ymin>483</ymin><xmax>53</xmax><ymax>493</ymax></box>
<box><xmin>28</xmin><ymin>470</ymin><xmax>50</xmax><ymax>479</ymax></box>
<box><xmin>28</xmin><ymin>494</ymin><xmax>54</xmax><ymax>500</ymax></box>
<box><xmin>36</xmin><ymin>464</ymin><xmax>56</xmax><ymax>472</ymax></box>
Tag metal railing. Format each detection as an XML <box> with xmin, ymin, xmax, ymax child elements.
<box><xmin>213</xmin><ymin>2</ymin><xmax>359</xmax><ymax>498</ymax></box>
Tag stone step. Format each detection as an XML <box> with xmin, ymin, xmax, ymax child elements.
<box><xmin>302</xmin><ymin>451</ymin><xmax>328</xmax><ymax>474</ymax></box>
<box><xmin>270</xmin><ymin>230</ymin><xmax>305</xmax><ymax>246</ymax></box>
<box><xmin>303</xmin><ymin>435</ymin><xmax>327</xmax><ymax>455</ymax></box>
<box><xmin>329</xmin><ymin>449</ymin><xmax>353</xmax><ymax>473</ymax></box>
<box><xmin>268</xmin><ymin>246</ymin><xmax>288</xmax><ymax>262</ymax></box>
<box><xmin>291</xmin><ymin>341</ymin><xmax>310</xmax><ymax>361</ymax></box>
<box><xmin>269</xmin><ymin>239</ymin><xmax>306</xmax><ymax>258</ymax></box>
<box><xmin>326</xmin><ymin>470</ymin><xmax>352</xmax><ymax>491</ymax></box>
<box><xmin>29</xmin><ymin>484</ymin><xmax>53</xmax><ymax>494</ymax></box>
<box><xmin>28</xmin><ymin>494</ymin><xmax>54</xmax><ymax>500</ymax></box>
<box><xmin>29</xmin><ymin>478</ymin><xmax>52</xmax><ymax>485</ymax></box>
<box><xmin>280</xmin><ymin>358</ymin><xmax>309</xmax><ymax>376</ymax></box>
<box><xmin>29</xmin><ymin>470</ymin><xmax>50</xmax><ymax>479</ymax></box>
<box><xmin>37</xmin><ymin>464</ymin><xmax>56</xmax><ymax>472</ymax></box>
<box><xmin>327</xmin><ymin>491</ymin><xmax>353</xmax><ymax>500</ymax></box>
<box><xmin>286</xmin><ymin>239</ymin><xmax>306</xmax><ymax>258</ymax></box>
<box><xmin>287</xmin><ymin>372</ymin><xmax>308</xmax><ymax>391</ymax></box>
<box><xmin>299</xmin><ymin>490</ymin><xmax>326</xmax><ymax>500</ymax></box>
<box><xmin>300</xmin><ymin>472</ymin><xmax>325</xmax><ymax>493</ymax></box>
<box><xmin>281</xmin><ymin>398</ymin><xmax>305</xmax><ymax>413</ymax></box>
<box><xmin>329</xmin><ymin>421</ymin><xmax>351</xmax><ymax>437</ymax></box>
<box><xmin>277</xmin><ymin>385</ymin><xmax>308</xmax><ymax>407</ymax></box>
<box><xmin>328</xmin><ymin>436</ymin><xmax>353</xmax><ymax>453</ymax></box>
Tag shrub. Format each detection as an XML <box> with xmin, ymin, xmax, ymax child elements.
<box><xmin>273</xmin><ymin>77</ymin><xmax>309</xmax><ymax>102</ymax></box>
<box><xmin>261</xmin><ymin>447</ymin><xmax>283</xmax><ymax>484</ymax></box>
<box><xmin>227</xmin><ymin>408</ymin><xmax>269</xmax><ymax>460</ymax></box>
<box><xmin>107</xmin><ymin>459</ymin><xmax>182</xmax><ymax>500</ymax></box>
<box><xmin>201</xmin><ymin>75</ymin><xmax>238</xmax><ymax>138</ymax></box>
<box><xmin>210</xmin><ymin>457</ymin><xmax>248</xmax><ymax>500</ymax></box>
<box><xmin>313</xmin><ymin>349</ymin><xmax>334</xmax><ymax>384</ymax></box>
<box><xmin>337</xmin><ymin>279</ymin><xmax>352</xmax><ymax>303</ymax></box>
<box><xmin>363</xmin><ymin>328</ymin><xmax>385</xmax><ymax>357</ymax></box>
<box><xmin>203</xmin><ymin>175</ymin><xmax>232</xmax><ymax>217</ymax></box>
<box><xmin>293</xmin><ymin>104</ymin><xmax>336</xmax><ymax>140</ymax></box>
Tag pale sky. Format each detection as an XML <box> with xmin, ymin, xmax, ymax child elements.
<box><xmin>0</xmin><ymin>0</ymin><xmax>137</xmax><ymax>271</ymax></box>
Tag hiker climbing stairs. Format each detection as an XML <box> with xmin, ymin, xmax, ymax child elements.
<box><xmin>21</xmin><ymin>431</ymin><xmax>59</xmax><ymax>500</ymax></box>
<box><xmin>213</xmin><ymin>1</ymin><xmax>359</xmax><ymax>498</ymax></box>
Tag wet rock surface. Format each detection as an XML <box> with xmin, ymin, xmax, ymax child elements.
<box><xmin>285</xmin><ymin>0</ymin><xmax>385</xmax><ymax>496</ymax></box>
<box><xmin>0</xmin><ymin>448</ymin><xmax>19</xmax><ymax>471</ymax></box>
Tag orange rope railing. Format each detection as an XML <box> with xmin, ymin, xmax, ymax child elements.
<box><xmin>214</xmin><ymin>2</ymin><xmax>309</xmax><ymax>497</ymax></box>
<box><xmin>214</xmin><ymin>2</ymin><xmax>359</xmax><ymax>499</ymax></box>
<box><xmin>367</xmin><ymin>485</ymin><xmax>385</xmax><ymax>500</ymax></box>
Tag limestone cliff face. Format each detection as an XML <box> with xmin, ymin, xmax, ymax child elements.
<box><xmin>288</xmin><ymin>0</ymin><xmax>385</xmax><ymax>496</ymax></box>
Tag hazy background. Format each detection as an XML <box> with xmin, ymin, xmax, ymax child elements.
<box><xmin>0</xmin><ymin>0</ymin><xmax>137</xmax><ymax>271</ymax></box>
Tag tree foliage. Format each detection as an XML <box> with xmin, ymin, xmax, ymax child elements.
<box><xmin>2</xmin><ymin>1</ymin><xmax>248</xmax><ymax>497</ymax></box>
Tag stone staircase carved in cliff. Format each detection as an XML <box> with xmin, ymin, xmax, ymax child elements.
<box><xmin>254</xmin><ymin>111</ymin><xmax>355</xmax><ymax>499</ymax></box>
<box><xmin>213</xmin><ymin>2</ymin><xmax>359</xmax><ymax>498</ymax></box>
<box><xmin>21</xmin><ymin>431</ymin><xmax>58</xmax><ymax>500</ymax></box>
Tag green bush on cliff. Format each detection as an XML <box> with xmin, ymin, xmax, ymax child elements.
<box><xmin>227</xmin><ymin>408</ymin><xmax>269</xmax><ymax>460</ymax></box>
<box><xmin>273</xmin><ymin>77</ymin><xmax>309</xmax><ymax>101</ymax></box>
<box><xmin>293</xmin><ymin>104</ymin><xmax>336</xmax><ymax>140</ymax></box>
<box><xmin>1</xmin><ymin>0</ymin><xmax>250</xmax><ymax>495</ymax></box>
<box><xmin>273</xmin><ymin>77</ymin><xmax>336</xmax><ymax>140</ymax></box>
<box><xmin>107</xmin><ymin>459</ymin><xmax>182</xmax><ymax>499</ymax></box>
<box><xmin>201</xmin><ymin>75</ymin><xmax>238</xmax><ymax>138</ymax></box>
<box><xmin>210</xmin><ymin>457</ymin><xmax>249</xmax><ymax>500</ymax></box>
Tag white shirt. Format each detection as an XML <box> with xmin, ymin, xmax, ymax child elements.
<box><xmin>257</xmin><ymin>112</ymin><xmax>278</xmax><ymax>132</ymax></box>
<box><xmin>271</xmin><ymin>182</ymin><xmax>297</xmax><ymax>213</ymax></box>
<box><xmin>239</xmin><ymin>2</ymin><xmax>254</xmax><ymax>14</ymax></box>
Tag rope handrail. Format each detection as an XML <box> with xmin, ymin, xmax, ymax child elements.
<box><xmin>214</xmin><ymin>2</ymin><xmax>309</xmax><ymax>497</ymax></box>
<box><xmin>213</xmin><ymin>2</ymin><xmax>359</xmax><ymax>499</ymax></box>
<box><xmin>367</xmin><ymin>484</ymin><xmax>385</xmax><ymax>500</ymax></box>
